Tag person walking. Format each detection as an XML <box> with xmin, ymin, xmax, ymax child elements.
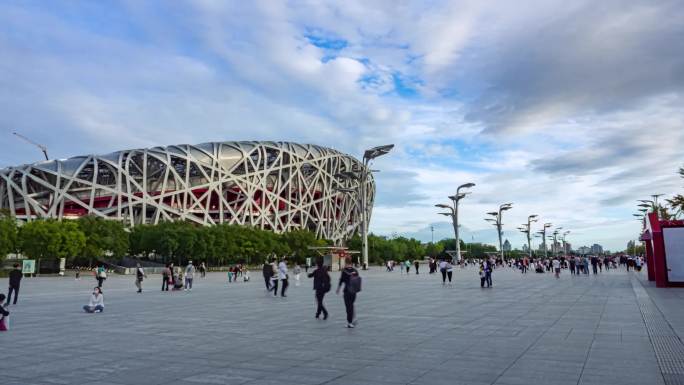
<box><xmin>483</xmin><ymin>259</ymin><xmax>493</xmax><ymax>288</ymax></box>
<box><xmin>405</xmin><ymin>260</ymin><xmax>411</xmax><ymax>275</ymax></box>
<box><xmin>574</xmin><ymin>256</ymin><xmax>582</xmax><ymax>274</ymax></box>
<box><xmin>277</xmin><ymin>257</ymin><xmax>289</xmax><ymax>297</ymax></box>
<box><xmin>200</xmin><ymin>262</ymin><xmax>207</xmax><ymax>278</ymax></box>
<box><xmin>446</xmin><ymin>259</ymin><xmax>454</xmax><ymax>285</ymax></box>
<box><xmin>479</xmin><ymin>264</ymin><xmax>486</xmax><ymax>288</ymax></box>
<box><xmin>569</xmin><ymin>257</ymin><xmax>576</xmax><ymax>275</ymax></box>
<box><xmin>5</xmin><ymin>263</ymin><xmax>22</xmax><ymax>306</ymax></box>
<box><xmin>294</xmin><ymin>264</ymin><xmax>302</xmax><ymax>287</ymax></box>
<box><xmin>162</xmin><ymin>263</ymin><xmax>171</xmax><ymax>291</ymax></box>
<box><xmin>591</xmin><ymin>256</ymin><xmax>599</xmax><ymax>275</ymax></box>
<box><xmin>439</xmin><ymin>259</ymin><xmax>448</xmax><ymax>285</ymax></box>
<box><xmin>583</xmin><ymin>256</ymin><xmax>590</xmax><ymax>275</ymax></box>
<box><xmin>337</xmin><ymin>256</ymin><xmax>361</xmax><ymax>328</ymax></box>
<box><xmin>185</xmin><ymin>261</ymin><xmax>195</xmax><ymax>291</ymax></box>
<box><xmin>135</xmin><ymin>263</ymin><xmax>146</xmax><ymax>293</ymax></box>
<box><xmin>83</xmin><ymin>287</ymin><xmax>104</xmax><ymax>313</ymax></box>
<box><xmin>262</xmin><ymin>260</ymin><xmax>273</xmax><ymax>291</ymax></box>
<box><xmin>552</xmin><ymin>257</ymin><xmax>561</xmax><ymax>278</ymax></box>
<box><xmin>96</xmin><ymin>264</ymin><xmax>107</xmax><ymax>288</ymax></box>
<box><xmin>308</xmin><ymin>258</ymin><xmax>330</xmax><ymax>320</ymax></box>
<box><xmin>414</xmin><ymin>260</ymin><xmax>420</xmax><ymax>275</ymax></box>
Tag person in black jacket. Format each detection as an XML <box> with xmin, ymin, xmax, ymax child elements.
<box><xmin>262</xmin><ymin>260</ymin><xmax>273</xmax><ymax>291</ymax></box>
<box><xmin>336</xmin><ymin>256</ymin><xmax>359</xmax><ymax>328</ymax></box>
<box><xmin>308</xmin><ymin>257</ymin><xmax>330</xmax><ymax>320</ymax></box>
<box><xmin>6</xmin><ymin>264</ymin><xmax>22</xmax><ymax>306</ymax></box>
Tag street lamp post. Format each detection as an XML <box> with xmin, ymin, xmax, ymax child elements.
<box><xmin>540</xmin><ymin>223</ymin><xmax>552</xmax><ymax>258</ymax></box>
<box><xmin>436</xmin><ymin>183</ymin><xmax>475</xmax><ymax>262</ymax></box>
<box><xmin>525</xmin><ymin>215</ymin><xmax>538</xmax><ymax>259</ymax></box>
<box><xmin>486</xmin><ymin>203</ymin><xmax>513</xmax><ymax>263</ymax></box>
<box><xmin>551</xmin><ymin>227</ymin><xmax>563</xmax><ymax>256</ymax></box>
<box><xmin>360</xmin><ymin>145</ymin><xmax>394</xmax><ymax>270</ymax></box>
<box><xmin>561</xmin><ymin>230</ymin><xmax>570</xmax><ymax>254</ymax></box>
<box><xmin>334</xmin><ymin>145</ymin><xmax>393</xmax><ymax>270</ymax></box>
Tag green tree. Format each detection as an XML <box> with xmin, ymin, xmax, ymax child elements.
<box><xmin>77</xmin><ymin>216</ymin><xmax>129</xmax><ymax>263</ymax></box>
<box><xmin>0</xmin><ymin>210</ymin><xmax>17</xmax><ymax>262</ymax></box>
<box><xmin>18</xmin><ymin>220</ymin><xmax>58</xmax><ymax>259</ymax></box>
<box><xmin>56</xmin><ymin>221</ymin><xmax>86</xmax><ymax>260</ymax></box>
<box><xmin>282</xmin><ymin>229</ymin><xmax>324</xmax><ymax>264</ymax></box>
<box><xmin>425</xmin><ymin>242</ymin><xmax>444</xmax><ymax>258</ymax></box>
<box><xmin>18</xmin><ymin>219</ymin><xmax>85</xmax><ymax>262</ymax></box>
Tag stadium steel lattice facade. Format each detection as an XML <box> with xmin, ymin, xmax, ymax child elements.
<box><xmin>0</xmin><ymin>141</ymin><xmax>373</xmax><ymax>242</ymax></box>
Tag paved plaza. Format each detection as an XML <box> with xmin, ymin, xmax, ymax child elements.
<box><xmin>2</xmin><ymin>266</ymin><xmax>684</xmax><ymax>385</ymax></box>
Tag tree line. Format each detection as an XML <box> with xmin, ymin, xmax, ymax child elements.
<box><xmin>0</xmin><ymin>212</ymin><xmax>503</xmax><ymax>268</ymax></box>
<box><xmin>0</xmin><ymin>213</ymin><xmax>327</xmax><ymax>267</ymax></box>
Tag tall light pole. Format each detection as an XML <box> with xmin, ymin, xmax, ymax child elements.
<box><xmin>450</xmin><ymin>183</ymin><xmax>475</xmax><ymax>261</ymax></box>
<box><xmin>561</xmin><ymin>230</ymin><xmax>570</xmax><ymax>254</ymax></box>
<box><xmin>360</xmin><ymin>145</ymin><xmax>393</xmax><ymax>270</ymax></box>
<box><xmin>551</xmin><ymin>227</ymin><xmax>562</xmax><ymax>256</ymax></box>
<box><xmin>436</xmin><ymin>182</ymin><xmax>475</xmax><ymax>261</ymax></box>
<box><xmin>486</xmin><ymin>203</ymin><xmax>513</xmax><ymax>263</ymax></box>
<box><xmin>333</xmin><ymin>144</ymin><xmax>393</xmax><ymax>270</ymax></box>
<box><xmin>523</xmin><ymin>215</ymin><xmax>538</xmax><ymax>259</ymax></box>
<box><xmin>538</xmin><ymin>223</ymin><xmax>552</xmax><ymax>258</ymax></box>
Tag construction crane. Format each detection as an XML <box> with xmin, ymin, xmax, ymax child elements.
<box><xmin>13</xmin><ymin>132</ymin><xmax>49</xmax><ymax>161</ymax></box>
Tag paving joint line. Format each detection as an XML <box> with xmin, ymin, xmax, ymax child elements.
<box><xmin>575</xmin><ymin>291</ymin><xmax>610</xmax><ymax>385</ymax></box>
<box><xmin>487</xmin><ymin>282</ymin><xmax>596</xmax><ymax>385</ymax></box>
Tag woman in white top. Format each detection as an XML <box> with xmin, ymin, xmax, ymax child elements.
<box><xmin>277</xmin><ymin>258</ymin><xmax>289</xmax><ymax>297</ymax></box>
<box><xmin>294</xmin><ymin>264</ymin><xmax>302</xmax><ymax>286</ymax></box>
<box><xmin>552</xmin><ymin>258</ymin><xmax>561</xmax><ymax>278</ymax></box>
<box><xmin>439</xmin><ymin>259</ymin><xmax>448</xmax><ymax>285</ymax></box>
<box><xmin>83</xmin><ymin>287</ymin><xmax>104</xmax><ymax>313</ymax></box>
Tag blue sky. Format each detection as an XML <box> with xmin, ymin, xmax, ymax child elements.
<box><xmin>1</xmin><ymin>0</ymin><xmax>683</xmax><ymax>251</ymax></box>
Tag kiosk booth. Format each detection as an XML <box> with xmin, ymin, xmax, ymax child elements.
<box><xmin>307</xmin><ymin>246</ymin><xmax>360</xmax><ymax>271</ymax></box>
<box><xmin>640</xmin><ymin>212</ymin><xmax>684</xmax><ymax>287</ymax></box>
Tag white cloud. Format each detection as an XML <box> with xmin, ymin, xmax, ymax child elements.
<box><xmin>1</xmin><ymin>0</ymin><xmax>682</xmax><ymax>252</ymax></box>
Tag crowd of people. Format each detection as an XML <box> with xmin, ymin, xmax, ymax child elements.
<box><xmin>1</xmin><ymin>250</ymin><xmax>647</xmax><ymax>333</ymax></box>
<box><xmin>510</xmin><ymin>254</ymin><xmax>644</xmax><ymax>276</ymax></box>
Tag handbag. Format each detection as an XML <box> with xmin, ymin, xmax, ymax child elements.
<box><xmin>0</xmin><ymin>316</ymin><xmax>9</xmax><ymax>331</ymax></box>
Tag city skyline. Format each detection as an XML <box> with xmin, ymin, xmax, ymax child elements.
<box><xmin>2</xmin><ymin>1</ymin><xmax>683</xmax><ymax>251</ymax></box>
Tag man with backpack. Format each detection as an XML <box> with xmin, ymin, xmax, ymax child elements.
<box><xmin>336</xmin><ymin>256</ymin><xmax>361</xmax><ymax>328</ymax></box>
<box><xmin>308</xmin><ymin>257</ymin><xmax>330</xmax><ymax>320</ymax></box>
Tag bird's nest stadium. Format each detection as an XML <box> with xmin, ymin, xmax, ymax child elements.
<box><xmin>0</xmin><ymin>141</ymin><xmax>373</xmax><ymax>241</ymax></box>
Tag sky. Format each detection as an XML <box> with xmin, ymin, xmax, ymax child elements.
<box><xmin>1</xmin><ymin>0</ymin><xmax>683</xmax><ymax>251</ymax></box>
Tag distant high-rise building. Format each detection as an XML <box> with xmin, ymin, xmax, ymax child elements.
<box><xmin>503</xmin><ymin>239</ymin><xmax>512</xmax><ymax>252</ymax></box>
<box><xmin>522</xmin><ymin>244</ymin><xmax>529</xmax><ymax>252</ymax></box>
<box><xmin>590</xmin><ymin>244</ymin><xmax>603</xmax><ymax>254</ymax></box>
<box><xmin>578</xmin><ymin>246</ymin><xmax>591</xmax><ymax>255</ymax></box>
<box><xmin>564</xmin><ymin>242</ymin><xmax>572</xmax><ymax>254</ymax></box>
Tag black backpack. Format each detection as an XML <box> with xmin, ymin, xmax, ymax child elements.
<box><xmin>322</xmin><ymin>272</ymin><xmax>331</xmax><ymax>293</ymax></box>
<box><xmin>346</xmin><ymin>270</ymin><xmax>362</xmax><ymax>294</ymax></box>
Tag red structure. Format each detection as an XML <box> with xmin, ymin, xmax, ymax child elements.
<box><xmin>640</xmin><ymin>212</ymin><xmax>684</xmax><ymax>287</ymax></box>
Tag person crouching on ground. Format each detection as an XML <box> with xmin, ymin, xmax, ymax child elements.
<box><xmin>83</xmin><ymin>287</ymin><xmax>104</xmax><ymax>313</ymax></box>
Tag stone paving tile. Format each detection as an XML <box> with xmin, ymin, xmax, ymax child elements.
<box><xmin>0</xmin><ymin>267</ymin><xmax>682</xmax><ymax>385</ymax></box>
